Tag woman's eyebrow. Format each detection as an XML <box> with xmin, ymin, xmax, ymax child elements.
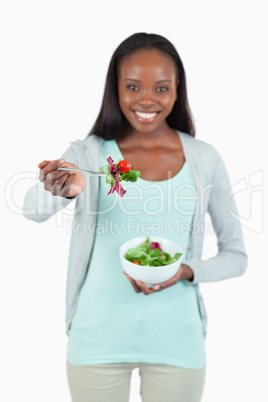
<box><xmin>124</xmin><ymin>78</ymin><xmax>141</xmax><ymax>82</ymax></box>
<box><xmin>155</xmin><ymin>80</ymin><xmax>172</xmax><ymax>83</ymax></box>
<box><xmin>124</xmin><ymin>78</ymin><xmax>172</xmax><ymax>83</ymax></box>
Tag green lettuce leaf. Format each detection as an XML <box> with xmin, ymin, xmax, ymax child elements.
<box><xmin>124</xmin><ymin>237</ymin><xmax>182</xmax><ymax>267</ymax></box>
<box><xmin>119</xmin><ymin>170</ymin><xmax>141</xmax><ymax>182</ymax></box>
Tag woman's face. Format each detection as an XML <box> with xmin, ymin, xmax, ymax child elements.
<box><xmin>117</xmin><ymin>48</ymin><xmax>179</xmax><ymax>135</ymax></box>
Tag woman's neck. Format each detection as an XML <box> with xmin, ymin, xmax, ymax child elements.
<box><xmin>116</xmin><ymin>122</ymin><xmax>178</xmax><ymax>149</ymax></box>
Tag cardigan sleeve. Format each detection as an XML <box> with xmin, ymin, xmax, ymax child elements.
<box><xmin>22</xmin><ymin>141</ymin><xmax>81</xmax><ymax>223</ymax></box>
<box><xmin>185</xmin><ymin>146</ymin><xmax>248</xmax><ymax>283</ymax></box>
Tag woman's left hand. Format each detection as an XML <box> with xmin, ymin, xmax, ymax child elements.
<box><xmin>123</xmin><ymin>264</ymin><xmax>194</xmax><ymax>295</ymax></box>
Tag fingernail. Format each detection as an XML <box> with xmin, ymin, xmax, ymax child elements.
<box><xmin>153</xmin><ymin>285</ymin><xmax>160</xmax><ymax>290</ymax></box>
<box><xmin>59</xmin><ymin>159</ymin><xmax>65</xmax><ymax>163</ymax></box>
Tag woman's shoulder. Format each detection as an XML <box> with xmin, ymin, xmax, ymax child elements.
<box><xmin>178</xmin><ymin>130</ymin><xmax>222</xmax><ymax>163</ymax></box>
<box><xmin>178</xmin><ymin>130</ymin><xmax>227</xmax><ymax>183</ymax></box>
<box><xmin>178</xmin><ymin>130</ymin><xmax>217</xmax><ymax>154</ymax></box>
<box><xmin>68</xmin><ymin>134</ymin><xmax>104</xmax><ymax>155</ymax></box>
<box><xmin>74</xmin><ymin>133</ymin><xmax>104</xmax><ymax>147</ymax></box>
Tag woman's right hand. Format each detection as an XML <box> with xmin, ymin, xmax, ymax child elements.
<box><xmin>38</xmin><ymin>159</ymin><xmax>86</xmax><ymax>198</ymax></box>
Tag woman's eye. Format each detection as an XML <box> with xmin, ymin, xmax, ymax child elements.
<box><xmin>156</xmin><ymin>87</ymin><xmax>169</xmax><ymax>92</ymax></box>
<box><xmin>127</xmin><ymin>85</ymin><xmax>139</xmax><ymax>91</ymax></box>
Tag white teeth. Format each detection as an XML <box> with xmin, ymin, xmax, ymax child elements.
<box><xmin>135</xmin><ymin>111</ymin><xmax>157</xmax><ymax>119</ymax></box>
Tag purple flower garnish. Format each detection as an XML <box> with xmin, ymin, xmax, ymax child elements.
<box><xmin>150</xmin><ymin>242</ymin><xmax>162</xmax><ymax>250</ymax></box>
<box><xmin>107</xmin><ymin>156</ymin><xmax>127</xmax><ymax>198</ymax></box>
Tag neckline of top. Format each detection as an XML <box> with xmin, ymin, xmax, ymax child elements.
<box><xmin>110</xmin><ymin>135</ymin><xmax>187</xmax><ymax>184</ymax></box>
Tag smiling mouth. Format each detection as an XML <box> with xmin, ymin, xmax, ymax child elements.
<box><xmin>133</xmin><ymin>111</ymin><xmax>160</xmax><ymax>121</ymax></box>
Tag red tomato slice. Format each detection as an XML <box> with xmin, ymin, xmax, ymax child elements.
<box><xmin>118</xmin><ymin>160</ymin><xmax>131</xmax><ymax>173</ymax></box>
<box><xmin>132</xmin><ymin>260</ymin><xmax>140</xmax><ymax>265</ymax></box>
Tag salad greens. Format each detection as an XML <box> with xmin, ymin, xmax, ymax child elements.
<box><xmin>124</xmin><ymin>236</ymin><xmax>182</xmax><ymax>267</ymax></box>
<box><xmin>100</xmin><ymin>156</ymin><xmax>141</xmax><ymax>197</ymax></box>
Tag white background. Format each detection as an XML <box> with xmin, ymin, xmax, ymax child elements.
<box><xmin>1</xmin><ymin>0</ymin><xmax>267</xmax><ymax>401</ymax></box>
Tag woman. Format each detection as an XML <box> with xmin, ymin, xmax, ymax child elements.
<box><xmin>23</xmin><ymin>33</ymin><xmax>247</xmax><ymax>402</ymax></box>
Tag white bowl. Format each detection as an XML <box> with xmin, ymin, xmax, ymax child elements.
<box><xmin>119</xmin><ymin>237</ymin><xmax>183</xmax><ymax>288</ymax></box>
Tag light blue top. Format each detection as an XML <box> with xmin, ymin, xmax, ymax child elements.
<box><xmin>66</xmin><ymin>139</ymin><xmax>206</xmax><ymax>369</ymax></box>
<box><xmin>23</xmin><ymin>132</ymin><xmax>248</xmax><ymax>340</ymax></box>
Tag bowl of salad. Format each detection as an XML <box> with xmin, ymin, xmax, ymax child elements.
<box><xmin>119</xmin><ymin>236</ymin><xmax>183</xmax><ymax>288</ymax></box>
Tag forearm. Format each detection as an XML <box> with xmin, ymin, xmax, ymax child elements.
<box><xmin>22</xmin><ymin>142</ymin><xmax>81</xmax><ymax>222</ymax></box>
<box><xmin>22</xmin><ymin>182</ymin><xmax>76</xmax><ymax>222</ymax></box>
<box><xmin>184</xmin><ymin>145</ymin><xmax>248</xmax><ymax>284</ymax></box>
<box><xmin>184</xmin><ymin>251</ymin><xmax>248</xmax><ymax>284</ymax></box>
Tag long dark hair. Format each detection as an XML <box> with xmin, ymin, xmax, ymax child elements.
<box><xmin>88</xmin><ymin>32</ymin><xmax>195</xmax><ymax>139</ymax></box>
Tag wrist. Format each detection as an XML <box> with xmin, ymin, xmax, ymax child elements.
<box><xmin>179</xmin><ymin>264</ymin><xmax>194</xmax><ymax>282</ymax></box>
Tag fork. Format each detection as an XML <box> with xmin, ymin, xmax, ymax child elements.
<box><xmin>57</xmin><ymin>167</ymin><xmax>105</xmax><ymax>176</ymax></box>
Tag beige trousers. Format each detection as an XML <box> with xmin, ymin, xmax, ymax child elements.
<box><xmin>66</xmin><ymin>359</ymin><xmax>206</xmax><ymax>402</ymax></box>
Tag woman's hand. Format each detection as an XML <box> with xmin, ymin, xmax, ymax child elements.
<box><xmin>123</xmin><ymin>264</ymin><xmax>194</xmax><ymax>295</ymax></box>
<box><xmin>38</xmin><ymin>159</ymin><xmax>86</xmax><ymax>199</ymax></box>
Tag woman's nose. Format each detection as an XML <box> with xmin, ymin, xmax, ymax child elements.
<box><xmin>138</xmin><ymin>95</ymin><xmax>155</xmax><ymax>107</ymax></box>
<box><xmin>137</xmin><ymin>88</ymin><xmax>156</xmax><ymax>107</ymax></box>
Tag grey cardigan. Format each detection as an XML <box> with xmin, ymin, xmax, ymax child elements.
<box><xmin>22</xmin><ymin>131</ymin><xmax>248</xmax><ymax>337</ymax></box>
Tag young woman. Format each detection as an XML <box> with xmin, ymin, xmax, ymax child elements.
<box><xmin>23</xmin><ymin>33</ymin><xmax>247</xmax><ymax>402</ymax></box>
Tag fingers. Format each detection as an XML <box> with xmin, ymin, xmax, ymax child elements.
<box><xmin>122</xmin><ymin>271</ymin><xmax>179</xmax><ymax>295</ymax></box>
<box><xmin>38</xmin><ymin>159</ymin><xmax>65</xmax><ymax>182</ymax></box>
<box><xmin>123</xmin><ymin>272</ymin><xmax>155</xmax><ymax>295</ymax></box>
<box><xmin>38</xmin><ymin>160</ymin><xmax>51</xmax><ymax>169</ymax></box>
<box><xmin>59</xmin><ymin>173</ymin><xmax>79</xmax><ymax>197</ymax></box>
<box><xmin>37</xmin><ymin>158</ymin><xmax>84</xmax><ymax>198</ymax></box>
<box><xmin>136</xmin><ymin>281</ymin><xmax>155</xmax><ymax>295</ymax></box>
<box><xmin>44</xmin><ymin>169</ymin><xmax>72</xmax><ymax>188</ymax></box>
<box><xmin>48</xmin><ymin>172</ymin><xmax>71</xmax><ymax>194</ymax></box>
<box><xmin>153</xmin><ymin>271</ymin><xmax>180</xmax><ymax>290</ymax></box>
